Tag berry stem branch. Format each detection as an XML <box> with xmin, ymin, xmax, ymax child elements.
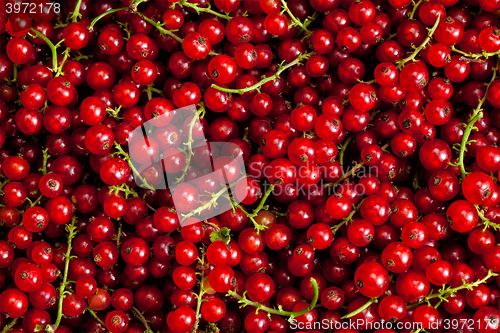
<box><xmin>396</xmin><ymin>14</ymin><xmax>440</xmax><ymax>70</ymax></box>
<box><xmin>281</xmin><ymin>0</ymin><xmax>312</xmax><ymax>37</ymax></box>
<box><xmin>55</xmin><ymin>48</ymin><xmax>71</xmax><ymax>77</ymax></box>
<box><xmin>327</xmin><ymin>141</ymin><xmax>391</xmax><ymax>188</ymax></box>
<box><xmin>231</xmin><ymin>184</ymin><xmax>275</xmax><ymax>231</ymax></box>
<box><xmin>211</xmin><ymin>52</ymin><xmax>316</xmax><ymax>94</ymax></box>
<box><xmin>253</xmin><ymin>184</ymin><xmax>275</xmax><ymax>215</ymax></box>
<box><xmin>89</xmin><ymin>7</ymin><xmax>129</xmax><ymax>30</ymax></box>
<box><xmin>227</xmin><ymin>277</ymin><xmax>319</xmax><ymax>320</ymax></box>
<box><xmin>181</xmin><ymin>187</ymin><xmax>228</xmax><ymax>222</ymax></box>
<box><xmin>424</xmin><ymin>269</ymin><xmax>498</xmax><ymax>303</ymax></box>
<box><xmin>408</xmin><ymin>0</ymin><xmax>424</xmax><ymax>20</ymax></box>
<box><xmin>71</xmin><ymin>0</ymin><xmax>83</xmax><ymax>22</ymax></box>
<box><xmin>341</xmin><ymin>298</ymin><xmax>378</xmax><ymax>319</ymax></box>
<box><xmin>331</xmin><ymin>209</ymin><xmax>356</xmax><ymax>235</ymax></box>
<box><xmin>450</xmin><ymin>45</ymin><xmax>500</xmax><ymax>60</ymax></box>
<box><xmin>134</xmin><ymin>11</ymin><xmax>184</xmax><ymax>44</ymax></box>
<box><xmin>297</xmin><ymin>11</ymin><xmax>318</xmax><ymax>38</ymax></box>
<box><xmin>113</xmin><ymin>142</ymin><xmax>156</xmax><ymax>191</ymax></box>
<box><xmin>338</xmin><ymin>132</ymin><xmax>355</xmax><ymax>165</ymax></box>
<box><xmin>192</xmin><ymin>248</ymin><xmax>207</xmax><ymax>333</ymax></box>
<box><xmin>476</xmin><ymin>205</ymin><xmax>500</xmax><ymax>231</ymax></box>
<box><xmin>455</xmin><ymin>57</ymin><xmax>499</xmax><ymax>179</ymax></box>
<box><xmin>53</xmin><ymin>217</ymin><xmax>78</xmax><ymax>328</ymax></box>
<box><xmin>29</xmin><ymin>28</ymin><xmax>58</xmax><ymax>72</ymax></box>
<box><xmin>1</xmin><ymin>318</ymin><xmax>18</xmax><ymax>333</ymax></box>
<box><xmin>132</xmin><ymin>306</ymin><xmax>153</xmax><ymax>333</ymax></box>
<box><xmin>176</xmin><ymin>0</ymin><xmax>232</xmax><ymax>21</ymax></box>
<box><xmin>175</xmin><ymin>103</ymin><xmax>206</xmax><ymax>185</ymax></box>
<box><xmin>40</xmin><ymin>148</ymin><xmax>51</xmax><ymax>175</ymax></box>
<box><xmin>86</xmin><ymin>307</ymin><xmax>108</xmax><ymax>331</ymax></box>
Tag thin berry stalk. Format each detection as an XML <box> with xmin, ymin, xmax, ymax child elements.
<box><xmin>455</xmin><ymin>58</ymin><xmax>499</xmax><ymax>179</ymax></box>
<box><xmin>341</xmin><ymin>297</ymin><xmax>378</xmax><ymax>319</ymax></box>
<box><xmin>396</xmin><ymin>15</ymin><xmax>441</xmax><ymax>70</ymax></box>
<box><xmin>227</xmin><ymin>277</ymin><xmax>319</xmax><ymax>320</ymax></box>
<box><xmin>175</xmin><ymin>103</ymin><xmax>206</xmax><ymax>185</ymax></box>
<box><xmin>135</xmin><ymin>11</ymin><xmax>184</xmax><ymax>44</ymax></box>
<box><xmin>29</xmin><ymin>28</ymin><xmax>59</xmax><ymax>72</ymax></box>
<box><xmin>89</xmin><ymin>7</ymin><xmax>128</xmax><ymax>30</ymax></box>
<box><xmin>177</xmin><ymin>0</ymin><xmax>232</xmax><ymax>21</ymax></box>
<box><xmin>211</xmin><ymin>52</ymin><xmax>316</xmax><ymax>94</ymax></box>
<box><xmin>53</xmin><ymin>217</ymin><xmax>78</xmax><ymax>328</ymax></box>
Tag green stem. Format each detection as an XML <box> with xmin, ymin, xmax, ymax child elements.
<box><xmin>131</xmin><ymin>306</ymin><xmax>153</xmax><ymax>333</ymax></box>
<box><xmin>1</xmin><ymin>318</ymin><xmax>18</xmax><ymax>333</ymax></box>
<box><xmin>145</xmin><ymin>84</ymin><xmax>153</xmax><ymax>101</ymax></box>
<box><xmin>12</xmin><ymin>64</ymin><xmax>18</xmax><ymax>83</ymax></box>
<box><xmin>408</xmin><ymin>0</ymin><xmax>424</xmax><ymax>20</ymax></box>
<box><xmin>233</xmin><ymin>202</ymin><xmax>262</xmax><ymax>231</ymax></box>
<box><xmin>342</xmin><ymin>298</ymin><xmax>378</xmax><ymax>319</ymax></box>
<box><xmin>55</xmin><ymin>48</ymin><xmax>71</xmax><ymax>77</ymax></box>
<box><xmin>28</xmin><ymin>194</ymin><xmax>43</xmax><ymax>208</ymax></box>
<box><xmin>192</xmin><ymin>249</ymin><xmax>207</xmax><ymax>332</ymax></box>
<box><xmin>326</xmin><ymin>162</ymin><xmax>365</xmax><ymax>188</ymax></box>
<box><xmin>30</xmin><ymin>28</ymin><xmax>58</xmax><ymax>72</ymax></box>
<box><xmin>297</xmin><ymin>11</ymin><xmax>318</xmax><ymax>37</ymax></box>
<box><xmin>413</xmin><ymin>164</ymin><xmax>421</xmax><ymax>191</ymax></box>
<box><xmin>54</xmin><ymin>217</ymin><xmax>78</xmax><ymax>328</ymax></box>
<box><xmin>107</xmin><ymin>106</ymin><xmax>122</xmax><ymax>120</ymax></box>
<box><xmin>455</xmin><ymin>58</ymin><xmax>499</xmax><ymax>179</ymax></box>
<box><xmin>89</xmin><ymin>7</ymin><xmax>128</xmax><ymax>30</ymax></box>
<box><xmin>175</xmin><ymin>104</ymin><xmax>206</xmax><ymax>185</ymax></box>
<box><xmin>331</xmin><ymin>209</ymin><xmax>356</xmax><ymax>235</ymax></box>
<box><xmin>150</xmin><ymin>87</ymin><xmax>165</xmax><ymax>97</ymax></box>
<box><xmin>181</xmin><ymin>186</ymin><xmax>228</xmax><ymax>222</ymax></box>
<box><xmin>476</xmin><ymin>205</ymin><xmax>500</xmax><ymax>231</ymax></box>
<box><xmin>177</xmin><ymin>0</ymin><xmax>232</xmax><ymax>21</ymax></box>
<box><xmin>450</xmin><ymin>45</ymin><xmax>477</xmax><ymax>58</ymax></box>
<box><xmin>134</xmin><ymin>11</ymin><xmax>184</xmax><ymax>43</ymax></box>
<box><xmin>231</xmin><ymin>184</ymin><xmax>275</xmax><ymax>232</ymax></box>
<box><xmin>113</xmin><ymin>143</ymin><xmax>156</xmax><ymax>191</ymax></box>
<box><xmin>424</xmin><ymin>270</ymin><xmax>497</xmax><ymax>303</ymax></box>
<box><xmin>40</xmin><ymin>148</ymin><xmax>51</xmax><ymax>175</ymax></box>
<box><xmin>87</xmin><ymin>307</ymin><xmax>108</xmax><ymax>330</ymax></box>
<box><xmin>457</xmin><ymin>113</ymin><xmax>482</xmax><ymax>178</ymax></box>
<box><xmin>450</xmin><ymin>45</ymin><xmax>500</xmax><ymax>59</ymax></box>
<box><xmin>326</xmin><ymin>141</ymin><xmax>390</xmax><ymax>188</ymax></box>
<box><xmin>211</xmin><ymin>52</ymin><xmax>315</xmax><ymax>94</ymax></box>
<box><xmin>281</xmin><ymin>0</ymin><xmax>312</xmax><ymax>37</ymax></box>
<box><xmin>115</xmin><ymin>221</ymin><xmax>122</xmax><ymax>248</ymax></box>
<box><xmin>339</xmin><ymin>132</ymin><xmax>355</xmax><ymax>165</ymax></box>
<box><xmin>396</xmin><ymin>15</ymin><xmax>440</xmax><ymax>69</ymax></box>
<box><xmin>227</xmin><ymin>277</ymin><xmax>319</xmax><ymax>320</ymax></box>
<box><xmin>252</xmin><ymin>184</ymin><xmax>275</xmax><ymax>215</ymax></box>
<box><xmin>71</xmin><ymin>0</ymin><xmax>83</xmax><ymax>22</ymax></box>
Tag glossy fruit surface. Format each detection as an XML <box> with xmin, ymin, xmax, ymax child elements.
<box><xmin>0</xmin><ymin>2</ymin><xmax>499</xmax><ymax>332</ymax></box>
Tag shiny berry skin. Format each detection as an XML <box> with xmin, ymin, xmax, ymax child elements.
<box><xmin>395</xmin><ymin>270</ymin><xmax>430</xmax><ymax>303</ymax></box>
<box><xmin>62</xmin><ymin>22</ymin><xmax>89</xmax><ymax>50</ymax></box>
<box><xmin>381</xmin><ymin>242</ymin><xmax>412</xmax><ymax>273</ymax></box>
<box><xmin>0</xmin><ymin>288</ymin><xmax>29</xmax><ymax>318</ymax></box>
<box><xmin>462</xmin><ymin>172</ymin><xmax>495</xmax><ymax>205</ymax></box>
<box><xmin>354</xmin><ymin>262</ymin><xmax>389</xmax><ymax>298</ymax></box>
<box><xmin>14</xmin><ymin>262</ymin><xmax>43</xmax><ymax>292</ymax></box>
<box><xmin>121</xmin><ymin>238</ymin><xmax>150</xmax><ymax>266</ymax></box>
<box><xmin>446</xmin><ymin>200</ymin><xmax>478</xmax><ymax>233</ymax></box>
<box><xmin>209</xmin><ymin>55</ymin><xmax>238</xmax><ymax>84</ymax></box>
<box><xmin>414</xmin><ymin>305</ymin><xmax>439</xmax><ymax>330</ymax></box>
<box><xmin>378</xmin><ymin>295</ymin><xmax>407</xmax><ymax>323</ymax></box>
<box><xmin>418</xmin><ymin>139</ymin><xmax>452</xmax><ymax>172</ymax></box>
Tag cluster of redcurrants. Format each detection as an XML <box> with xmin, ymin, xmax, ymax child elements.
<box><xmin>4</xmin><ymin>0</ymin><xmax>500</xmax><ymax>333</ymax></box>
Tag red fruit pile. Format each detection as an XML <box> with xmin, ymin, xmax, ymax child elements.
<box><xmin>3</xmin><ymin>0</ymin><xmax>500</xmax><ymax>333</ymax></box>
